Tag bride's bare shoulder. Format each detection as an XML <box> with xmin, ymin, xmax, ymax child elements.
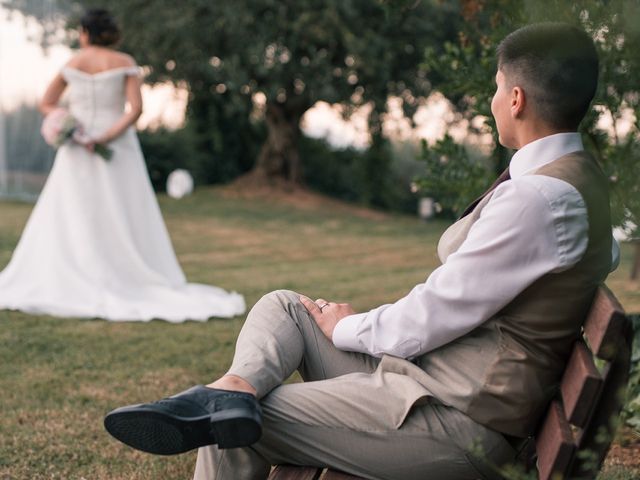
<box><xmin>64</xmin><ymin>50</ymin><xmax>137</xmax><ymax>71</ymax></box>
<box><xmin>108</xmin><ymin>51</ymin><xmax>137</xmax><ymax>67</ymax></box>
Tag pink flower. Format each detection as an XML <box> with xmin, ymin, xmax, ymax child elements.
<box><xmin>40</xmin><ymin>108</ymin><xmax>76</xmax><ymax>147</ymax></box>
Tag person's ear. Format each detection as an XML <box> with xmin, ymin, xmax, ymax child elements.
<box><xmin>510</xmin><ymin>86</ymin><xmax>526</xmax><ymax>118</ymax></box>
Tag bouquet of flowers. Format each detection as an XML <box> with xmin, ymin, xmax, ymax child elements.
<box><xmin>40</xmin><ymin>108</ymin><xmax>113</xmax><ymax>160</ymax></box>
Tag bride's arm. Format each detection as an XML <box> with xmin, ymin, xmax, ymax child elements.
<box><xmin>39</xmin><ymin>73</ymin><xmax>67</xmax><ymax>116</ymax></box>
<box><xmin>93</xmin><ymin>73</ymin><xmax>143</xmax><ymax>144</ymax></box>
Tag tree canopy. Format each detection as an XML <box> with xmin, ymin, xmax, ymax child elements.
<box><xmin>8</xmin><ymin>0</ymin><xmax>461</xmax><ymax>185</ymax></box>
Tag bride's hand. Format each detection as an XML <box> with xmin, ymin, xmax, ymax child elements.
<box><xmin>92</xmin><ymin>134</ymin><xmax>112</xmax><ymax>145</ymax></box>
<box><xmin>72</xmin><ymin>130</ymin><xmax>95</xmax><ymax>152</ymax></box>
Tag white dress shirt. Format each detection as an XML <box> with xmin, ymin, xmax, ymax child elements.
<box><xmin>333</xmin><ymin>132</ymin><xmax>620</xmax><ymax>359</ymax></box>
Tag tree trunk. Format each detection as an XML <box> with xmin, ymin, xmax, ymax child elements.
<box><xmin>631</xmin><ymin>241</ymin><xmax>640</xmax><ymax>280</ymax></box>
<box><xmin>253</xmin><ymin>101</ymin><xmax>304</xmax><ymax>184</ymax></box>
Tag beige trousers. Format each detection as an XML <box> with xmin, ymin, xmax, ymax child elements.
<box><xmin>193</xmin><ymin>291</ymin><xmax>516</xmax><ymax>480</ymax></box>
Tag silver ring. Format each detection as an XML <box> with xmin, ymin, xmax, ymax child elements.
<box><xmin>318</xmin><ymin>302</ymin><xmax>330</xmax><ymax>312</ymax></box>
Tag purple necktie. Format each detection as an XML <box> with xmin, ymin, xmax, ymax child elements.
<box><xmin>459</xmin><ymin>167</ymin><xmax>511</xmax><ymax>219</ymax></box>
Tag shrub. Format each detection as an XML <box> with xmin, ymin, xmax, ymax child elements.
<box><xmin>414</xmin><ymin>134</ymin><xmax>494</xmax><ymax>218</ymax></box>
<box><xmin>137</xmin><ymin>127</ymin><xmax>206</xmax><ymax>192</ymax></box>
<box><xmin>300</xmin><ymin>135</ymin><xmax>418</xmax><ymax>213</ymax></box>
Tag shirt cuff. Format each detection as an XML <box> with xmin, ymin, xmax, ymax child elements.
<box><xmin>332</xmin><ymin>312</ymin><xmax>369</xmax><ymax>353</ymax></box>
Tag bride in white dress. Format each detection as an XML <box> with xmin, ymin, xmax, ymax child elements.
<box><xmin>0</xmin><ymin>9</ymin><xmax>245</xmax><ymax>322</ymax></box>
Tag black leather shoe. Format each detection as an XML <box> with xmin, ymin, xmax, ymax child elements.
<box><xmin>103</xmin><ymin>385</ymin><xmax>262</xmax><ymax>455</ymax></box>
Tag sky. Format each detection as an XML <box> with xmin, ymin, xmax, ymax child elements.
<box><xmin>0</xmin><ymin>8</ymin><xmax>70</xmax><ymax>111</ymax></box>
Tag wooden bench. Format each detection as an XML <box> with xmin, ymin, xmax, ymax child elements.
<box><xmin>268</xmin><ymin>285</ymin><xmax>633</xmax><ymax>480</ymax></box>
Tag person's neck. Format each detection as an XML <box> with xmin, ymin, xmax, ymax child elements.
<box><xmin>82</xmin><ymin>44</ymin><xmax>111</xmax><ymax>51</ymax></box>
<box><xmin>513</xmin><ymin>123</ymin><xmax>574</xmax><ymax>150</ymax></box>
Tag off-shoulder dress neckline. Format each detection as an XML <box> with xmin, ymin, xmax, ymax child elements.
<box><xmin>62</xmin><ymin>65</ymin><xmax>138</xmax><ymax>77</ymax></box>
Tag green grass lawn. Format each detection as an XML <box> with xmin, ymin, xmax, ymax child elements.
<box><xmin>0</xmin><ymin>187</ymin><xmax>638</xmax><ymax>479</ymax></box>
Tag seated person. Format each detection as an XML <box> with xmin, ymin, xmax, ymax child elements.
<box><xmin>104</xmin><ymin>22</ymin><xmax>618</xmax><ymax>480</ymax></box>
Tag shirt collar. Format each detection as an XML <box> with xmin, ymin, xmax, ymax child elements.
<box><xmin>509</xmin><ymin>132</ymin><xmax>584</xmax><ymax>179</ymax></box>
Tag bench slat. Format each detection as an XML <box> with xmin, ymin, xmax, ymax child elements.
<box><xmin>535</xmin><ymin>400</ymin><xmax>576</xmax><ymax>480</ymax></box>
<box><xmin>583</xmin><ymin>286</ymin><xmax>626</xmax><ymax>360</ymax></box>
<box><xmin>560</xmin><ymin>340</ymin><xmax>603</xmax><ymax>427</ymax></box>
<box><xmin>571</xmin><ymin>336</ymin><xmax>632</xmax><ymax>479</ymax></box>
<box><xmin>269</xmin><ymin>466</ymin><xmax>323</xmax><ymax>480</ymax></box>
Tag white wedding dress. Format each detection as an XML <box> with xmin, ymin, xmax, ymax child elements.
<box><xmin>0</xmin><ymin>66</ymin><xmax>245</xmax><ymax>322</ymax></box>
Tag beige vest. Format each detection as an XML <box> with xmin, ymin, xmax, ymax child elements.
<box><xmin>414</xmin><ymin>151</ymin><xmax>612</xmax><ymax>437</ymax></box>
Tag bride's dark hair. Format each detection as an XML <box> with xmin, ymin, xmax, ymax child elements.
<box><xmin>80</xmin><ymin>9</ymin><xmax>121</xmax><ymax>47</ymax></box>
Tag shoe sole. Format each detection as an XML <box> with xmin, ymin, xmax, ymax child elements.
<box><xmin>104</xmin><ymin>407</ymin><xmax>262</xmax><ymax>455</ymax></box>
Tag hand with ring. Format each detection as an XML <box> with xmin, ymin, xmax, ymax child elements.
<box><xmin>299</xmin><ymin>295</ymin><xmax>356</xmax><ymax>341</ymax></box>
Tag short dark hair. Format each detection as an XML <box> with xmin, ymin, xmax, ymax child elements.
<box><xmin>496</xmin><ymin>22</ymin><xmax>599</xmax><ymax>130</ymax></box>
<box><xmin>80</xmin><ymin>9</ymin><xmax>121</xmax><ymax>47</ymax></box>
